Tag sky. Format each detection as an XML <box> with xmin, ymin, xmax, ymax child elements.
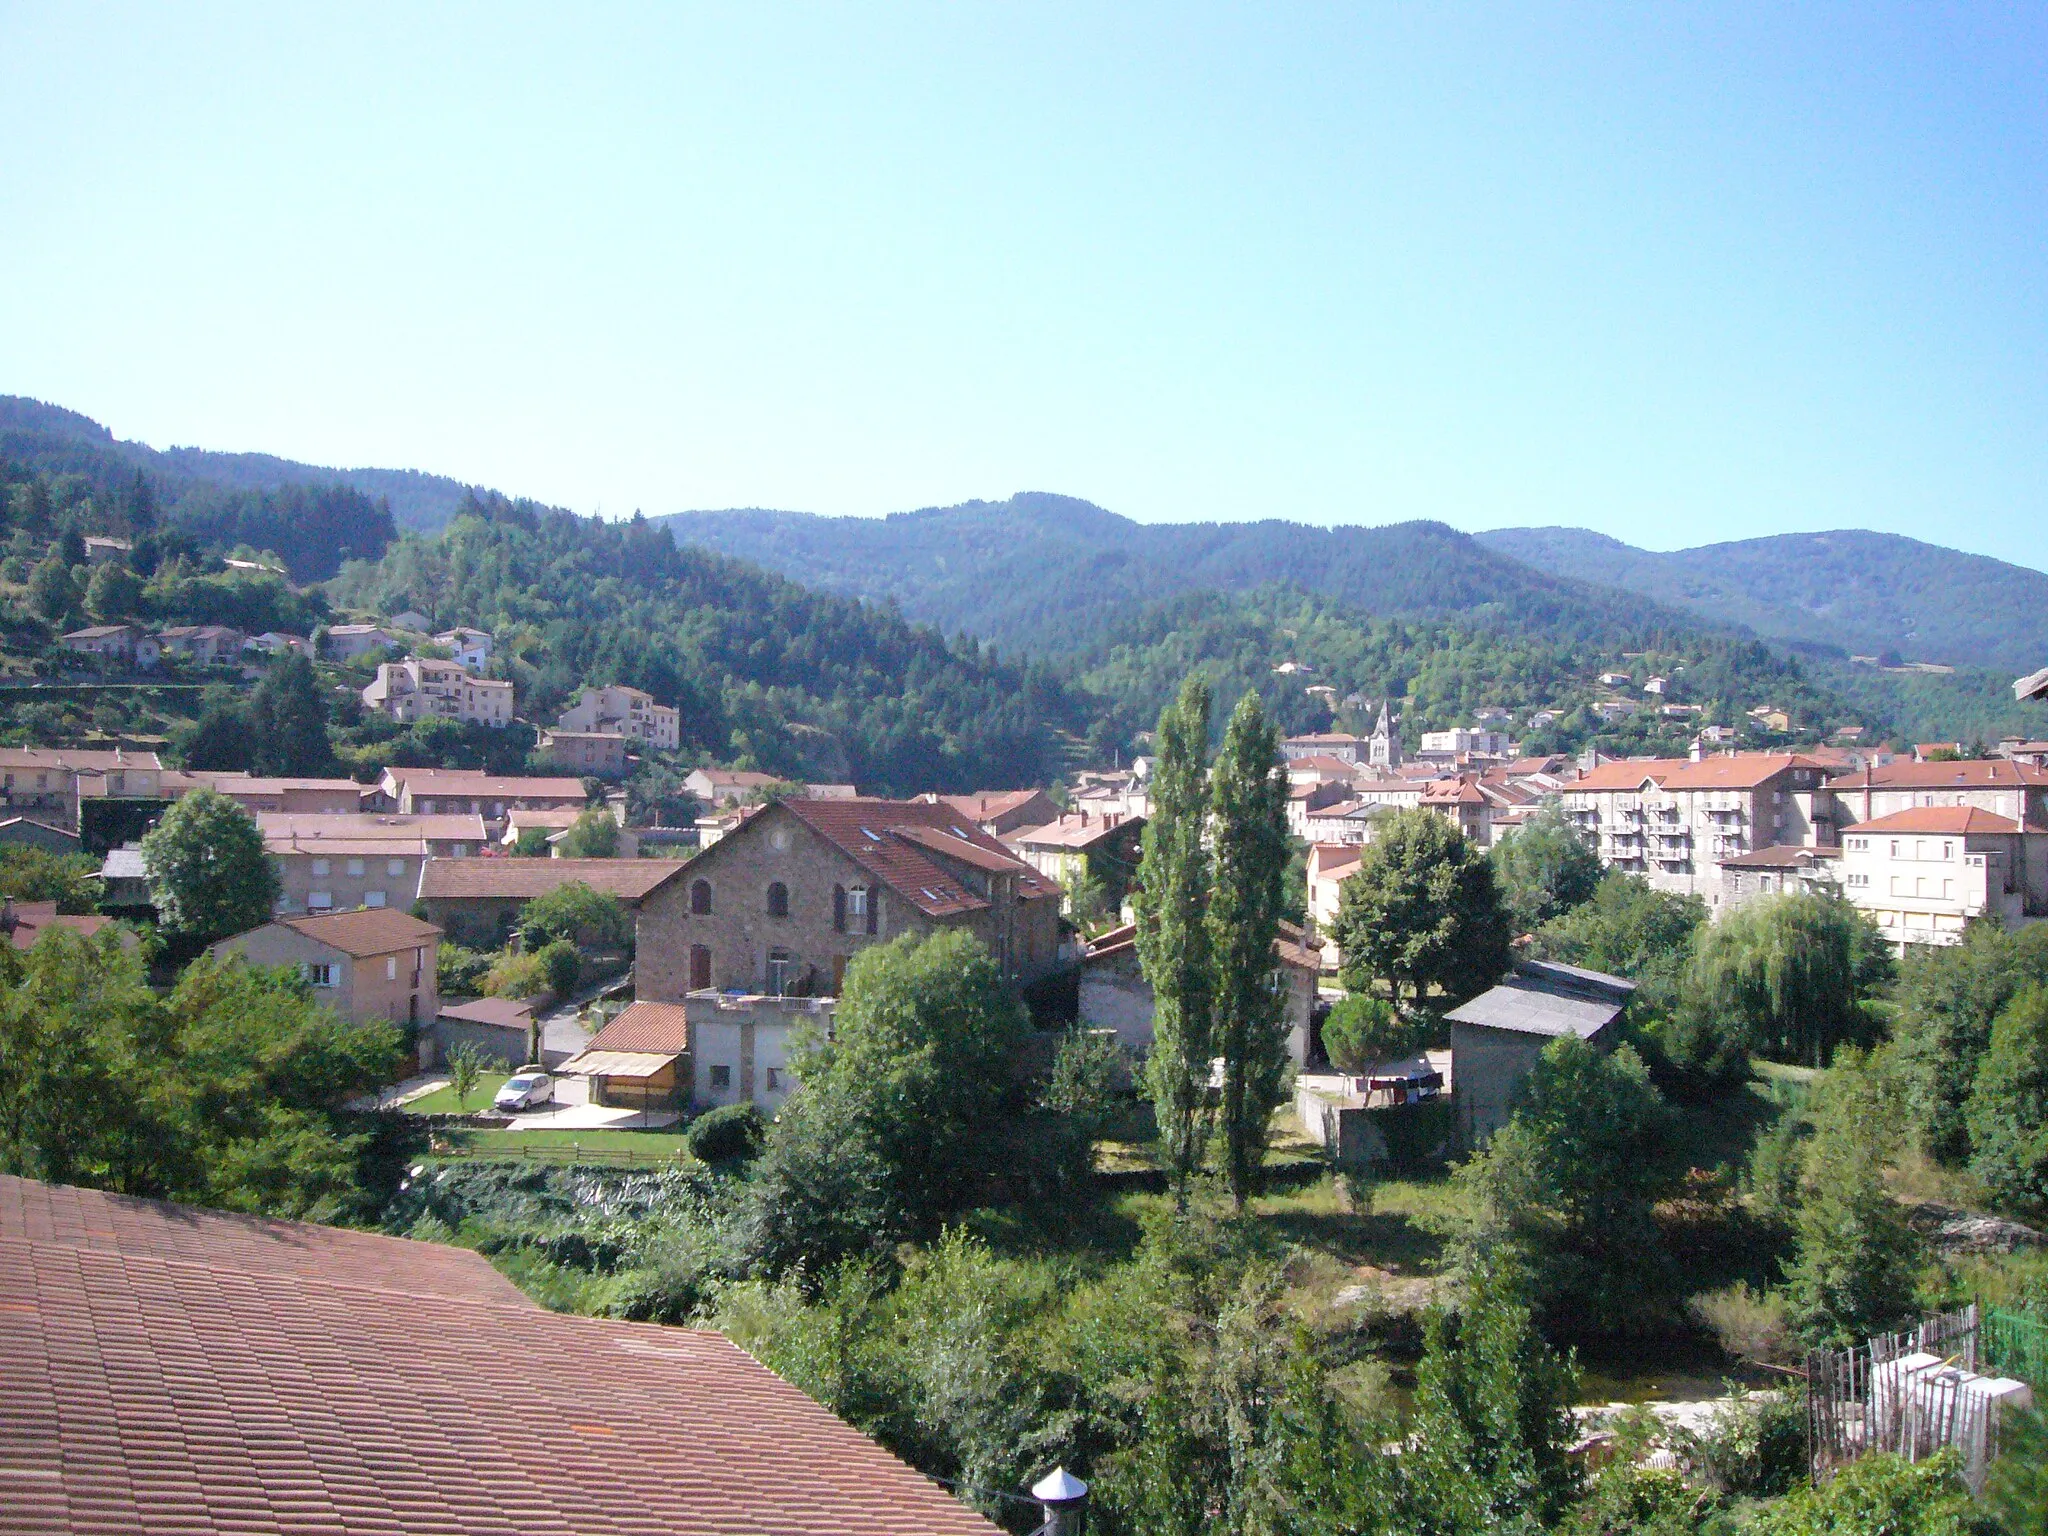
<box><xmin>4</xmin><ymin>5</ymin><xmax>2047</xmax><ymax>568</ymax></box>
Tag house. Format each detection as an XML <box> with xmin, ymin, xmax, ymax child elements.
<box><xmin>1001</xmin><ymin>811</ymin><xmax>1145</xmax><ymax>904</ymax></box>
<box><xmin>259</xmin><ymin>811</ymin><xmax>484</xmax><ymax>859</ymax></box>
<box><xmin>636</xmin><ymin>796</ymin><xmax>1062</xmax><ymax>998</ymax></box>
<box><xmin>1444</xmin><ymin>959</ymin><xmax>1635</xmax><ymax>1148</ymax></box>
<box><xmin>0</xmin><ymin>746</ymin><xmax>163</xmax><ymax>829</ymax></box>
<box><xmin>1560</xmin><ymin>753</ymin><xmax>1838</xmax><ymax>905</ymax></box>
<box><xmin>60</xmin><ymin>623</ymin><xmax>142</xmax><ymax>662</ymax></box>
<box><xmin>554</xmin><ymin>682</ymin><xmax>681</xmax><ymax>751</ymax></box>
<box><xmin>560</xmin><ymin>1000</ymin><xmax>693</xmax><ymax>1116</ymax></box>
<box><xmin>923</xmin><ymin>788</ymin><xmax>1061</xmax><ymax>837</ymax></box>
<box><xmin>242</xmin><ymin>630</ymin><xmax>311</xmax><ymax>657</ymax></box>
<box><xmin>502</xmin><ymin>804</ymin><xmax>591</xmax><ymax>847</ymax></box>
<box><xmin>0</xmin><ymin>898</ymin><xmax>117</xmax><ymax>951</ymax></box>
<box><xmin>156</xmin><ymin>624</ymin><xmax>247</xmax><ymax>664</ymax></box>
<box><xmin>0</xmin><ymin>1174</ymin><xmax>1006</xmax><ymax>1536</ymax></box>
<box><xmin>681</xmin><ymin>990</ymin><xmax>828</xmax><ymax>1114</ymax></box>
<box><xmin>257</xmin><ymin>813</ymin><xmax>483</xmax><ymax>916</ymax></box>
<box><xmin>1280</xmin><ymin>732</ymin><xmax>1371</xmax><ymax>764</ymax></box>
<box><xmin>537</xmin><ymin>728</ymin><xmax>629</xmax><ymax>777</ymax></box>
<box><xmin>173</xmin><ymin>771</ymin><xmax>368</xmax><ymax>814</ymax></box>
<box><xmin>1419</xmin><ymin>774</ymin><xmax>1491</xmax><ymax>845</ymax></box>
<box><xmin>1643</xmin><ymin>676</ymin><xmax>1669</xmax><ymax>697</ymax></box>
<box><xmin>427</xmin><ymin>995</ymin><xmax>538</xmax><ymax>1071</ymax></box>
<box><xmin>416</xmin><ymin>856</ymin><xmax>688</xmax><ymax>949</ymax></box>
<box><xmin>96</xmin><ymin>843</ymin><xmax>151</xmax><ymax>913</ymax></box>
<box><xmin>209</xmin><ymin>908</ymin><xmax>440</xmax><ymax>1028</ymax></box>
<box><xmin>1306</xmin><ymin>842</ymin><xmax>1363</xmax><ymax>942</ymax></box>
<box><xmin>433</xmin><ymin>626</ymin><xmax>494</xmax><ymax>671</ymax></box>
<box><xmin>1840</xmin><ymin>808</ymin><xmax>2048</xmax><ymax>949</ymax></box>
<box><xmin>374</xmin><ymin>767</ymin><xmax>589</xmax><ymax>824</ymax></box>
<box><xmin>1077</xmin><ymin>921</ymin><xmax>1322</xmax><ymax>1067</ymax></box>
<box><xmin>1748</xmin><ymin>706</ymin><xmax>1793</xmax><ymax>734</ymax></box>
<box><xmin>1720</xmin><ymin>844</ymin><xmax>1843</xmax><ymax>908</ymax></box>
<box><xmin>362</xmin><ymin>656</ymin><xmax>515</xmax><ymax>728</ymax></box>
<box><xmin>1597</xmin><ymin>672</ymin><xmax>1632</xmax><ymax>688</ymax></box>
<box><xmin>82</xmin><ymin>534</ymin><xmax>131</xmax><ymax>564</ymax></box>
<box><xmin>1285</xmin><ymin>753</ymin><xmax>1365</xmax><ymax>788</ymax></box>
<box><xmin>0</xmin><ymin>815</ymin><xmax>81</xmax><ymax>853</ymax></box>
<box><xmin>1286</xmin><ymin>779</ymin><xmax>1352</xmax><ymax>838</ymax></box>
<box><xmin>1302</xmin><ymin>797</ymin><xmax>1398</xmax><ymax>846</ymax></box>
<box><xmin>683</xmin><ymin>767</ymin><xmax>786</xmax><ymax>806</ymax></box>
<box><xmin>322</xmin><ymin>622</ymin><xmax>400</xmax><ymax>660</ymax></box>
<box><xmin>1827</xmin><ymin>759</ymin><xmax>2048</xmax><ymax>833</ymax></box>
<box><xmin>386</xmin><ymin>609</ymin><xmax>432</xmax><ymax>633</ymax></box>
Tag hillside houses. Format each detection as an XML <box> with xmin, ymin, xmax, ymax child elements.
<box><xmin>361</xmin><ymin>655</ymin><xmax>515</xmax><ymax>728</ymax></box>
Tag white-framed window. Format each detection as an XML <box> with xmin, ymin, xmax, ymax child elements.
<box><xmin>304</xmin><ymin>963</ymin><xmax>336</xmax><ymax>987</ymax></box>
<box><xmin>311</xmin><ymin>858</ymin><xmax>330</xmax><ymax>877</ymax></box>
<box><xmin>308</xmin><ymin>891</ymin><xmax>333</xmax><ymax>910</ymax></box>
<box><xmin>846</xmin><ymin>886</ymin><xmax>868</xmax><ymax>918</ymax></box>
<box><xmin>387</xmin><ymin>858</ymin><xmax>406</xmax><ymax>876</ymax></box>
<box><xmin>364</xmin><ymin>891</ymin><xmax>387</xmax><ymax>908</ymax></box>
<box><xmin>385</xmin><ymin>956</ymin><xmax>398</xmax><ymax>980</ymax></box>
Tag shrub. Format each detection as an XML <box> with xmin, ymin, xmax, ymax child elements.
<box><xmin>540</xmin><ymin>939</ymin><xmax>581</xmax><ymax>1000</ymax></box>
<box><xmin>1690</xmin><ymin>1387</ymin><xmax>1806</xmax><ymax>1497</ymax></box>
<box><xmin>483</xmin><ymin>948</ymin><xmax>548</xmax><ymax>999</ymax></box>
<box><xmin>437</xmin><ymin>943</ymin><xmax>493</xmax><ymax>999</ymax></box>
<box><xmin>1321</xmin><ymin>994</ymin><xmax>1426</xmax><ymax>1074</ymax></box>
<box><xmin>687</xmin><ymin>1103</ymin><xmax>767</xmax><ymax>1165</ymax></box>
<box><xmin>1688</xmin><ymin>1282</ymin><xmax>1794</xmax><ymax>1367</ymax></box>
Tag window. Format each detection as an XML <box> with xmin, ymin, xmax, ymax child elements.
<box><xmin>766</xmin><ymin>881</ymin><xmax>789</xmax><ymax>918</ymax></box>
<box><xmin>304</xmin><ymin>963</ymin><xmax>335</xmax><ymax>987</ymax></box>
<box><xmin>765</xmin><ymin>1068</ymin><xmax>781</xmax><ymax>1092</ymax></box>
<box><xmin>347</xmin><ymin>859</ymin><xmax>365</xmax><ymax>877</ymax></box>
<box><xmin>768</xmin><ymin>948</ymin><xmax>795</xmax><ymax>995</ymax></box>
<box><xmin>385</xmin><ymin>956</ymin><xmax>398</xmax><ymax>980</ymax></box>
<box><xmin>311</xmin><ymin>858</ymin><xmax>331</xmax><ymax>877</ymax></box>
<box><xmin>308</xmin><ymin>891</ymin><xmax>333</xmax><ymax>911</ymax></box>
<box><xmin>364</xmin><ymin>891</ymin><xmax>387</xmax><ymax>908</ymax></box>
<box><xmin>709</xmin><ymin>1064</ymin><xmax>732</xmax><ymax>1088</ymax></box>
<box><xmin>691</xmin><ymin>879</ymin><xmax>713</xmax><ymax>915</ymax></box>
<box><xmin>689</xmin><ymin>944</ymin><xmax>712</xmax><ymax>990</ymax></box>
<box><xmin>387</xmin><ymin>858</ymin><xmax>406</xmax><ymax>877</ymax></box>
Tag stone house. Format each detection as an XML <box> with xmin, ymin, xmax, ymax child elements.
<box><xmin>1443</xmin><ymin>959</ymin><xmax>1633</xmax><ymax>1149</ymax></box>
<box><xmin>416</xmin><ymin>856</ymin><xmax>686</xmax><ymax>950</ymax></box>
<box><xmin>1001</xmin><ymin>811</ymin><xmax>1145</xmax><ymax>908</ymax></box>
<box><xmin>1719</xmin><ymin>844</ymin><xmax>1843</xmax><ymax>908</ymax></box>
<box><xmin>636</xmin><ymin>797</ymin><xmax>1062</xmax><ymax>1000</ymax></box>
<box><xmin>554</xmin><ymin>683</ymin><xmax>680</xmax><ymax>751</ymax></box>
<box><xmin>210</xmin><ymin>909</ymin><xmax>441</xmax><ymax>1028</ymax></box>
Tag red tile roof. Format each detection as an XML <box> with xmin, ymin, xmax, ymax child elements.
<box><xmin>933</xmin><ymin>789</ymin><xmax>1051</xmax><ymax>821</ymax></box>
<box><xmin>1571</xmin><ymin>753</ymin><xmax>1828</xmax><ymax>793</ymax></box>
<box><xmin>1848</xmin><ymin>806</ymin><xmax>2038</xmax><ymax>836</ymax></box>
<box><xmin>418</xmin><ymin>857</ymin><xmax>690</xmax><ymax>902</ymax></box>
<box><xmin>1826</xmin><ymin>759</ymin><xmax>2048</xmax><ymax>790</ymax></box>
<box><xmin>772</xmin><ymin>798</ymin><xmax>1057</xmax><ymax>917</ymax></box>
<box><xmin>272</xmin><ymin>908</ymin><xmax>443</xmax><ymax>957</ymax></box>
<box><xmin>0</xmin><ymin>1175</ymin><xmax>1002</xmax><ymax>1536</ymax></box>
<box><xmin>437</xmin><ymin>996</ymin><xmax>537</xmax><ymax>1029</ymax></box>
<box><xmin>1720</xmin><ymin>844</ymin><xmax>1843</xmax><ymax>869</ymax></box>
<box><xmin>1420</xmin><ymin>776</ymin><xmax>1486</xmax><ymax>804</ymax></box>
<box><xmin>1</xmin><ymin>901</ymin><xmax>113</xmax><ymax>951</ymax></box>
<box><xmin>0</xmin><ymin>1174</ymin><xmax>525</xmax><ymax>1305</ymax></box>
<box><xmin>583</xmin><ymin>1000</ymin><xmax>694</xmax><ymax>1055</ymax></box>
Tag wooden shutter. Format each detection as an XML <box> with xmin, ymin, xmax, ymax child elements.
<box><xmin>866</xmin><ymin>889</ymin><xmax>878</xmax><ymax>936</ymax></box>
<box><xmin>833</xmin><ymin>884</ymin><xmax>847</xmax><ymax>933</ymax></box>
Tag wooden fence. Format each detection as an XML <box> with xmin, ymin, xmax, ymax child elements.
<box><xmin>1807</xmin><ymin>1305</ymin><xmax>2003</xmax><ymax>1490</ymax></box>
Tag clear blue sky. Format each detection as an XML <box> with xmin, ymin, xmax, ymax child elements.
<box><xmin>4</xmin><ymin>5</ymin><xmax>2046</xmax><ymax>568</ymax></box>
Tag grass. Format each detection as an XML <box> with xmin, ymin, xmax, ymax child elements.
<box><xmin>402</xmin><ymin>1074</ymin><xmax>512</xmax><ymax>1115</ymax></box>
<box><xmin>431</xmin><ymin>1125</ymin><xmax>694</xmax><ymax>1160</ymax></box>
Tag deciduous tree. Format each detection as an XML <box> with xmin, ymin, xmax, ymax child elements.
<box><xmin>140</xmin><ymin>786</ymin><xmax>279</xmax><ymax>943</ymax></box>
<box><xmin>1966</xmin><ymin>985</ymin><xmax>2048</xmax><ymax>1212</ymax></box>
<box><xmin>1334</xmin><ymin>809</ymin><xmax>1510</xmax><ymax>1010</ymax></box>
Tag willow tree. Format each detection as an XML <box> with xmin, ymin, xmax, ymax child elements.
<box><xmin>1208</xmin><ymin>691</ymin><xmax>1290</xmax><ymax>1209</ymax></box>
<box><xmin>1133</xmin><ymin>676</ymin><xmax>1214</xmax><ymax>1195</ymax></box>
<box><xmin>1689</xmin><ymin>891</ymin><xmax>1892</xmax><ymax>1067</ymax></box>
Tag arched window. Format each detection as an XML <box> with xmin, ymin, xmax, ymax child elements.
<box><xmin>766</xmin><ymin>881</ymin><xmax>789</xmax><ymax>918</ymax></box>
<box><xmin>690</xmin><ymin>879</ymin><xmax>713</xmax><ymax>916</ymax></box>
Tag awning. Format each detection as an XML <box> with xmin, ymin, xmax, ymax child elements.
<box><xmin>559</xmin><ymin>1050</ymin><xmax>680</xmax><ymax>1080</ymax></box>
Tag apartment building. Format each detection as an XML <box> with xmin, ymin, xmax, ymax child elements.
<box><xmin>1562</xmin><ymin>753</ymin><xmax>1836</xmax><ymax>906</ymax></box>
<box><xmin>257</xmin><ymin>812</ymin><xmax>486</xmax><ymax>915</ymax></box>
<box><xmin>1840</xmin><ymin>807</ymin><xmax>2048</xmax><ymax>948</ymax></box>
<box><xmin>433</xmin><ymin>627</ymin><xmax>493</xmax><ymax>671</ymax></box>
<box><xmin>1826</xmin><ymin>759</ymin><xmax>2048</xmax><ymax>833</ymax></box>
<box><xmin>1418</xmin><ymin>727</ymin><xmax>1512</xmax><ymax>759</ymax></box>
<box><xmin>324</xmin><ymin>623</ymin><xmax>401</xmax><ymax>660</ymax></box>
<box><xmin>361</xmin><ymin>657</ymin><xmax>515</xmax><ymax>728</ymax></box>
<box><xmin>374</xmin><ymin>767</ymin><xmax>589</xmax><ymax>826</ymax></box>
<box><xmin>554</xmin><ymin>683</ymin><xmax>681</xmax><ymax>751</ymax></box>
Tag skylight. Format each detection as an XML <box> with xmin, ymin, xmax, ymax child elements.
<box><xmin>861</xmin><ymin>827</ymin><xmax>881</xmax><ymax>841</ymax></box>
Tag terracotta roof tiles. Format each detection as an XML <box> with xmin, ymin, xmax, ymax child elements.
<box><xmin>773</xmin><ymin>798</ymin><xmax>1056</xmax><ymax>917</ymax></box>
<box><xmin>272</xmin><ymin>908</ymin><xmax>442</xmax><ymax>957</ymax></box>
<box><xmin>581</xmin><ymin>1000</ymin><xmax>693</xmax><ymax>1055</ymax></box>
<box><xmin>418</xmin><ymin>858</ymin><xmax>689</xmax><ymax>902</ymax></box>
<box><xmin>1848</xmin><ymin>806</ymin><xmax>2040</xmax><ymax>836</ymax></box>
<box><xmin>1826</xmin><ymin>759</ymin><xmax>2048</xmax><ymax>790</ymax></box>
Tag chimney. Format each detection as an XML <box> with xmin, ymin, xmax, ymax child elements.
<box><xmin>1030</xmin><ymin>1469</ymin><xmax>1089</xmax><ymax>1536</ymax></box>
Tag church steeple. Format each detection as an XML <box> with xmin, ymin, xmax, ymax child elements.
<box><xmin>1369</xmin><ymin>700</ymin><xmax>1402</xmax><ymax>770</ymax></box>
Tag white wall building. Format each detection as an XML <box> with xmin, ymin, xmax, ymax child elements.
<box><xmin>1840</xmin><ymin>807</ymin><xmax>2048</xmax><ymax>949</ymax></box>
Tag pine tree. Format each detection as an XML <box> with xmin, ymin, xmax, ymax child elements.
<box><xmin>249</xmin><ymin>653</ymin><xmax>335</xmax><ymax>777</ymax></box>
<box><xmin>1133</xmin><ymin>675</ymin><xmax>1214</xmax><ymax>1195</ymax></box>
<box><xmin>1207</xmin><ymin>690</ymin><xmax>1290</xmax><ymax>1210</ymax></box>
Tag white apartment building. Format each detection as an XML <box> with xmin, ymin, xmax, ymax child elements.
<box><xmin>361</xmin><ymin>657</ymin><xmax>515</xmax><ymax>729</ymax></box>
<box><xmin>1562</xmin><ymin>753</ymin><xmax>1835</xmax><ymax>907</ymax></box>
<box><xmin>1840</xmin><ymin>807</ymin><xmax>2048</xmax><ymax>949</ymax></box>
<box><xmin>1827</xmin><ymin>759</ymin><xmax>2048</xmax><ymax>833</ymax></box>
<box><xmin>553</xmin><ymin>683</ymin><xmax>681</xmax><ymax>751</ymax></box>
<box><xmin>0</xmin><ymin>747</ymin><xmax>163</xmax><ymax>829</ymax></box>
<box><xmin>1418</xmin><ymin>727</ymin><xmax>1512</xmax><ymax>758</ymax></box>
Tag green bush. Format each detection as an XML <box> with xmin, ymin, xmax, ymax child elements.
<box><xmin>539</xmin><ymin>939</ymin><xmax>581</xmax><ymax>1000</ymax></box>
<box><xmin>687</xmin><ymin>1103</ymin><xmax>767</xmax><ymax>1165</ymax></box>
<box><xmin>1322</xmin><ymin>994</ymin><xmax>1427</xmax><ymax>1073</ymax></box>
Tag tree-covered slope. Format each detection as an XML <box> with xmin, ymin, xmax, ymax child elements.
<box><xmin>0</xmin><ymin>396</ymin><xmax>472</xmax><ymax>536</ymax></box>
<box><xmin>656</xmin><ymin>493</ymin><xmax>1712</xmax><ymax>658</ymax></box>
<box><xmin>1477</xmin><ymin>525</ymin><xmax>2048</xmax><ymax>674</ymax></box>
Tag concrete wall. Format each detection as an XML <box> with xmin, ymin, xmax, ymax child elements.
<box><xmin>1450</xmin><ymin>1022</ymin><xmax>1557</xmax><ymax>1151</ymax></box>
<box><xmin>427</xmin><ymin>1018</ymin><xmax>530</xmax><ymax>1071</ymax></box>
<box><xmin>1078</xmin><ymin>952</ymin><xmax>1157</xmax><ymax>1052</ymax></box>
<box><xmin>684</xmin><ymin>994</ymin><xmax>827</xmax><ymax>1114</ymax></box>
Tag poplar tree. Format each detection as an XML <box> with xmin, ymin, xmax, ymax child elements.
<box><xmin>1208</xmin><ymin>690</ymin><xmax>1290</xmax><ymax>1210</ymax></box>
<box><xmin>1133</xmin><ymin>675</ymin><xmax>1214</xmax><ymax>1195</ymax></box>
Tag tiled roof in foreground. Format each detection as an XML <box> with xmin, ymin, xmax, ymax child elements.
<box><xmin>0</xmin><ymin>1173</ymin><xmax>1002</xmax><ymax>1536</ymax></box>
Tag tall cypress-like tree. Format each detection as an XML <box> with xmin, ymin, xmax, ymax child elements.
<box><xmin>1133</xmin><ymin>675</ymin><xmax>1214</xmax><ymax>1196</ymax></box>
<box><xmin>1208</xmin><ymin>690</ymin><xmax>1290</xmax><ymax>1210</ymax></box>
<box><xmin>249</xmin><ymin>653</ymin><xmax>335</xmax><ymax>777</ymax></box>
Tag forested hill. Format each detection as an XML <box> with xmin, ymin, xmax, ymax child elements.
<box><xmin>1476</xmin><ymin>525</ymin><xmax>2048</xmax><ymax>674</ymax></box>
<box><xmin>0</xmin><ymin>397</ymin><xmax>472</xmax><ymax>537</ymax></box>
<box><xmin>655</xmin><ymin>493</ymin><xmax>1715</xmax><ymax>658</ymax></box>
<box><xmin>328</xmin><ymin>496</ymin><xmax>1086</xmax><ymax>794</ymax></box>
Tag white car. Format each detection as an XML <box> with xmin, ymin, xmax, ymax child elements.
<box><xmin>493</xmin><ymin>1072</ymin><xmax>555</xmax><ymax>1111</ymax></box>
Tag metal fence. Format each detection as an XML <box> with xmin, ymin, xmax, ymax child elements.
<box><xmin>1808</xmin><ymin>1305</ymin><xmax>2006</xmax><ymax>1490</ymax></box>
<box><xmin>1984</xmin><ymin>1305</ymin><xmax>2048</xmax><ymax>1391</ymax></box>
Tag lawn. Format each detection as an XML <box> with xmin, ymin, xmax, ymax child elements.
<box><xmin>402</xmin><ymin>1075</ymin><xmax>512</xmax><ymax>1115</ymax></box>
<box><xmin>430</xmin><ymin>1125</ymin><xmax>695</xmax><ymax>1162</ymax></box>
